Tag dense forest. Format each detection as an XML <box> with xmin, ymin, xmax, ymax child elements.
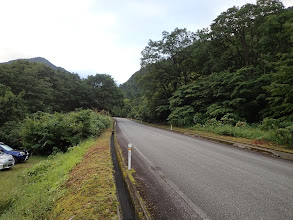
<box><xmin>120</xmin><ymin>0</ymin><xmax>292</xmax><ymax>129</ymax></box>
<box><xmin>0</xmin><ymin>59</ymin><xmax>123</xmax><ymax>151</ymax></box>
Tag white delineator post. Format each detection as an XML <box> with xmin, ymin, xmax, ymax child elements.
<box><xmin>128</xmin><ymin>143</ymin><xmax>132</xmax><ymax>170</ymax></box>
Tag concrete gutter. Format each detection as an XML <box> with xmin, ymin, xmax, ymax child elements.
<box><xmin>113</xmin><ymin>120</ymin><xmax>151</xmax><ymax>220</ymax></box>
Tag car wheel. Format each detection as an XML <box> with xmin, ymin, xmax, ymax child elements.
<box><xmin>13</xmin><ymin>156</ymin><xmax>18</xmax><ymax>164</ymax></box>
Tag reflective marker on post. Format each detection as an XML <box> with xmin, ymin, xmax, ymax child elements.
<box><xmin>128</xmin><ymin>143</ymin><xmax>132</xmax><ymax>170</ymax></box>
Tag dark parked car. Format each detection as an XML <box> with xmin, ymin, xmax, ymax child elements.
<box><xmin>0</xmin><ymin>142</ymin><xmax>29</xmax><ymax>163</ymax></box>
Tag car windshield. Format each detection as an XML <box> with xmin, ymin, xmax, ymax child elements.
<box><xmin>0</xmin><ymin>144</ymin><xmax>14</xmax><ymax>151</ymax></box>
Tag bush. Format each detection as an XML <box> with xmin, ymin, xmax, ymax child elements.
<box><xmin>259</xmin><ymin>118</ymin><xmax>281</xmax><ymax>130</ymax></box>
<box><xmin>193</xmin><ymin>119</ymin><xmax>293</xmax><ymax>148</ymax></box>
<box><xmin>220</xmin><ymin>113</ymin><xmax>243</xmax><ymax>126</ymax></box>
<box><xmin>20</xmin><ymin>110</ymin><xmax>110</xmax><ymax>155</ymax></box>
<box><xmin>0</xmin><ymin>121</ymin><xmax>23</xmax><ymax>149</ymax></box>
<box><xmin>205</xmin><ymin>118</ymin><xmax>222</xmax><ymax>126</ymax></box>
<box><xmin>258</xmin><ymin>118</ymin><xmax>293</xmax><ymax>148</ymax></box>
<box><xmin>193</xmin><ymin>113</ymin><xmax>206</xmax><ymax>125</ymax></box>
<box><xmin>167</xmin><ymin>106</ymin><xmax>194</xmax><ymax>127</ymax></box>
<box><xmin>273</xmin><ymin>128</ymin><xmax>292</xmax><ymax>147</ymax></box>
<box><xmin>235</xmin><ymin>121</ymin><xmax>247</xmax><ymax>127</ymax></box>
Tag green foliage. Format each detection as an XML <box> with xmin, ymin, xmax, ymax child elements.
<box><xmin>259</xmin><ymin>117</ymin><xmax>281</xmax><ymax>130</ymax></box>
<box><xmin>0</xmin><ymin>121</ymin><xmax>23</xmax><ymax>149</ymax></box>
<box><xmin>258</xmin><ymin>118</ymin><xmax>293</xmax><ymax>147</ymax></box>
<box><xmin>120</xmin><ymin>70</ymin><xmax>143</xmax><ymax>99</ymax></box>
<box><xmin>121</xmin><ymin>0</ymin><xmax>292</xmax><ymax>128</ymax></box>
<box><xmin>0</xmin><ymin>61</ymin><xmax>124</xmax><ymax>117</ymax></box>
<box><xmin>0</xmin><ymin>60</ymin><xmax>123</xmax><ymax>147</ymax></box>
<box><xmin>85</xmin><ymin>74</ymin><xmax>124</xmax><ymax>114</ymax></box>
<box><xmin>273</xmin><ymin>127</ymin><xmax>292</xmax><ymax>147</ymax></box>
<box><xmin>0</xmin><ymin>84</ymin><xmax>27</xmax><ymax>124</ymax></box>
<box><xmin>264</xmin><ymin>53</ymin><xmax>293</xmax><ymax>120</ymax></box>
<box><xmin>194</xmin><ymin>118</ymin><xmax>293</xmax><ymax>147</ymax></box>
<box><xmin>20</xmin><ymin>110</ymin><xmax>110</xmax><ymax>155</ymax></box>
<box><xmin>193</xmin><ymin>113</ymin><xmax>206</xmax><ymax>125</ymax></box>
<box><xmin>167</xmin><ymin>105</ymin><xmax>194</xmax><ymax>127</ymax></box>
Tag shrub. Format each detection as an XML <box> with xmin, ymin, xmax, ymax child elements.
<box><xmin>273</xmin><ymin>128</ymin><xmax>292</xmax><ymax>146</ymax></box>
<box><xmin>167</xmin><ymin>106</ymin><xmax>194</xmax><ymax>127</ymax></box>
<box><xmin>0</xmin><ymin>121</ymin><xmax>23</xmax><ymax>149</ymax></box>
<box><xmin>220</xmin><ymin>113</ymin><xmax>243</xmax><ymax>126</ymax></box>
<box><xmin>259</xmin><ymin>118</ymin><xmax>281</xmax><ymax>130</ymax></box>
<box><xmin>235</xmin><ymin>121</ymin><xmax>247</xmax><ymax>127</ymax></box>
<box><xmin>193</xmin><ymin>113</ymin><xmax>206</xmax><ymax>125</ymax></box>
<box><xmin>257</xmin><ymin>118</ymin><xmax>293</xmax><ymax>148</ymax></box>
<box><xmin>205</xmin><ymin>118</ymin><xmax>222</xmax><ymax>126</ymax></box>
<box><xmin>20</xmin><ymin>110</ymin><xmax>110</xmax><ymax>155</ymax></box>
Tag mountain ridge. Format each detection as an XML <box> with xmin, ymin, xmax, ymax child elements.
<box><xmin>1</xmin><ymin>57</ymin><xmax>66</xmax><ymax>71</ymax></box>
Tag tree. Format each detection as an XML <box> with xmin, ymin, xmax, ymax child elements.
<box><xmin>265</xmin><ymin>53</ymin><xmax>293</xmax><ymax>120</ymax></box>
<box><xmin>141</xmin><ymin>28</ymin><xmax>195</xmax><ymax>89</ymax></box>
<box><xmin>0</xmin><ymin>84</ymin><xmax>27</xmax><ymax>124</ymax></box>
<box><xmin>85</xmin><ymin>74</ymin><xmax>123</xmax><ymax>114</ymax></box>
<box><xmin>0</xmin><ymin>61</ymin><xmax>55</xmax><ymax>113</ymax></box>
<box><xmin>210</xmin><ymin>1</ymin><xmax>284</xmax><ymax>70</ymax></box>
<box><xmin>122</xmin><ymin>0</ymin><xmax>292</xmax><ymax>125</ymax></box>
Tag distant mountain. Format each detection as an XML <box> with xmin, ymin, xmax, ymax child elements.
<box><xmin>26</xmin><ymin>57</ymin><xmax>59</xmax><ymax>70</ymax></box>
<box><xmin>120</xmin><ymin>68</ymin><xmax>148</xmax><ymax>99</ymax></box>
<box><xmin>2</xmin><ymin>57</ymin><xmax>66</xmax><ymax>71</ymax></box>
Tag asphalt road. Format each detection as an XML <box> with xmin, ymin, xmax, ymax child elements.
<box><xmin>115</xmin><ymin>118</ymin><xmax>293</xmax><ymax>220</ymax></box>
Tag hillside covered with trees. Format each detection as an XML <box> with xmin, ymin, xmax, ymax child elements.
<box><xmin>121</xmin><ymin>0</ymin><xmax>292</xmax><ymax>126</ymax></box>
<box><xmin>0</xmin><ymin>59</ymin><xmax>123</xmax><ymax>151</ymax></box>
<box><xmin>120</xmin><ymin>0</ymin><xmax>293</xmax><ymax>147</ymax></box>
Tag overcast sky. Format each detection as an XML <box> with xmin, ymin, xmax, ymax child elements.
<box><xmin>0</xmin><ymin>0</ymin><xmax>292</xmax><ymax>84</ymax></box>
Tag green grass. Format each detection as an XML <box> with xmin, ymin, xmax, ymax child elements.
<box><xmin>193</xmin><ymin>124</ymin><xmax>293</xmax><ymax>149</ymax></box>
<box><xmin>194</xmin><ymin>124</ymin><xmax>270</xmax><ymax>140</ymax></box>
<box><xmin>51</xmin><ymin>127</ymin><xmax>118</xmax><ymax>219</ymax></box>
<box><xmin>0</xmin><ymin>156</ymin><xmax>46</xmax><ymax>214</ymax></box>
<box><xmin>0</xmin><ymin>139</ymin><xmax>96</xmax><ymax>219</ymax></box>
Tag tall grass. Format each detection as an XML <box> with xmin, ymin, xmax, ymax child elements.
<box><xmin>0</xmin><ymin>139</ymin><xmax>95</xmax><ymax>219</ymax></box>
<box><xmin>193</xmin><ymin>121</ymin><xmax>293</xmax><ymax>148</ymax></box>
<box><xmin>194</xmin><ymin>124</ymin><xmax>268</xmax><ymax>139</ymax></box>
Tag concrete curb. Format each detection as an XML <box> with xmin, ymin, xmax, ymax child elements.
<box><xmin>113</xmin><ymin>121</ymin><xmax>151</xmax><ymax>220</ymax></box>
